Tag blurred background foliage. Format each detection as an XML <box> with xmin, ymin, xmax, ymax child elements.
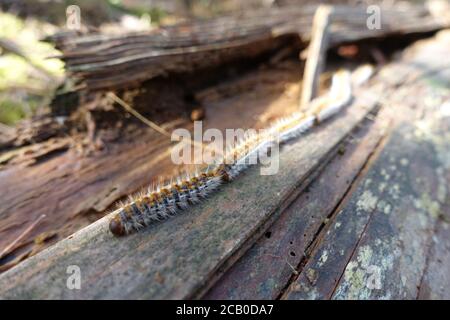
<box><xmin>0</xmin><ymin>10</ymin><xmax>63</xmax><ymax>125</ymax></box>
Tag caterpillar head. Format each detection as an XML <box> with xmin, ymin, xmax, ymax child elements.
<box><xmin>109</xmin><ymin>214</ymin><xmax>125</xmax><ymax>236</ymax></box>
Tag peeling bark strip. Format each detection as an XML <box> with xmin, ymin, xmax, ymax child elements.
<box><xmin>0</xmin><ymin>92</ymin><xmax>377</xmax><ymax>299</ymax></box>
<box><xmin>51</xmin><ymin>4</ymin><xmax>448</xmax><ymax>91</ymax></box>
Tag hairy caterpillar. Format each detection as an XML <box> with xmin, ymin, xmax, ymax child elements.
<box><xmin>109</xmin><ymin>70</ymin><xmax>353</xmax><ymax>236</ymax></box>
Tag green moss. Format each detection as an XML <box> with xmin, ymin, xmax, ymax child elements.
<box><xmin>0</xmin><ymin>12</ymin><xmax>64</xmax><ymax>124</ymax></box>
<box><xmin>0</xmin><ymin>98</ymin><xmax>27</xmax><ymax>124</ymax></box>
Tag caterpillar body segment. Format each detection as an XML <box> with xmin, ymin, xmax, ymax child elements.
<box><xmin>109</xmin><ymin>171</ymin><xmax>223</xmax><ymax>236</ymax></box>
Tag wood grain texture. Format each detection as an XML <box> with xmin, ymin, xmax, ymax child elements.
<box><xmin>283</xmin><ymin>31</ymin><xmax>450</xmax><ymax>300</ymax></box>
<box><xmin>331</xmin><ymin>124</ymin><xmax>446</xmax><ymax>299</ymax></box>
<box><xmin>53</xmin><ymin>4</ymin><xmax>448</xmax><ymax>91</ymax></box>
<box><xmin>204</xmin><ymin>106</ymin><xmax>388</xmax><ymax>299</ymax></box>
<box><xmin>418</xmin><ymin>214</ymin><xmax>450</xmax><ymax>299</ymax></box>
<box><xmin>284</xmin><ymin>122</ymin><xmax>446</xmax><ymax>299</ymax></box>
<box><xmin>300</xmin><ymin>5</ymin><xmax>332</xmax><ymax>108</ymax></box>
<box><xmin>0</xmin><ymin>62</ymin><xmax>301</xmax><ymax>272</ymax></box>
<box><xmin>282</xmin><ymin>135</ymin><xmax>389</xmax><ymax>299</ymax></box>
<box><xmin>417</xmin><ymin>113</ymin><xmax>450</xmax><ymax>299</ymax></box>
<box><xmin>0</xmin><ymin>93</ymin><xmax>377</xmax><ymax>299</ymax></box>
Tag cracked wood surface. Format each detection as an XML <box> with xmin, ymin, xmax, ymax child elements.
<box><xmin>2</xmin><ymin>3</ymin><xmax>449</xmax><ymax>274</ymax></box>
<box><xmin>284</xmin><ymin>120</ymin><xmax>448</xmax><ymax>299</ymax></box>
<box><xmin>0</xmin><ymin>89</ymin><xmax>377</xmax><ymax>299</ymax></box>
<box><xmin>206</xmin><ymin>30</ymin><xmax>450</xmax><ymax>300</ymax></box>
<box><xmin>332</xmin><ymin>123</ymin><xmax>448</xmax><ymax>299</ymax></box>
<box><xmin>0</xmin><ymin>61</ymin><xmax>302</xmax><ymax>273</ymax></box>
<box><xmin>54</xmin><ymin>4</ymin><xmax>449</xmax><ymax>91</ymax></box>
<box><xmin>282</xmin><ymin>32</ymin><xmax>450</xmax><ymax>300</ymax></box>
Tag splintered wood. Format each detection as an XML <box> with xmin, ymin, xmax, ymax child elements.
<box><xmin>1</xmin><ymin>29</ymin><xmax>448</xmax><ymax>300</ymax></box>
<box><xmin>300</xmin><ymin>5</ymin><xmax>332</xmax><ymax>108</ymax></box>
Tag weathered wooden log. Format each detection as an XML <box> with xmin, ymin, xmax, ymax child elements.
<box><xmin>0</xmin><ymin>62</ymin><xmax>304</xmax><ymax>272</ymax></box>
<box><xmin>300</xmin><ymin>5</ymin><xmax>332</xmax><ymax>108</ymax></box>
<box><xmin>0</xmin><ymin>5</ymin><xmax>449</xmax><ymax>300</ymax></box>
<box><xmin>0</xmin><ymin>84</ymin><xmax>378</xmax><ymax>298</ymax></box>
<box><xmin>204</xmin><ymin>100</ymin><xmax>389</xmax><ymax>300</ymax></box>
<box><xmin>205</xmin><ymin>31</ymin><xmax>450</xmax><ymax>300</ymax></box>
